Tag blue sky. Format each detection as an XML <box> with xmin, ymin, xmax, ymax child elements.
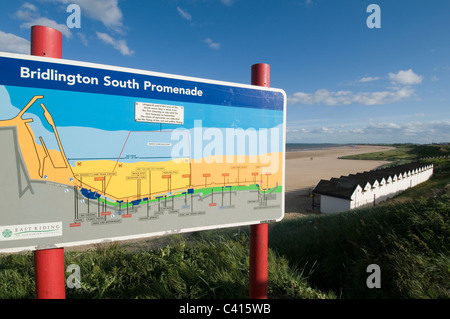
<box><xmin>0</xmin><ymin>0</ymin><xmax>449</xmax><ymax>144</ymax></box>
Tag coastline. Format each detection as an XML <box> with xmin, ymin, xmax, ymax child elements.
<box><xmin>284</xmin><ymin>144</ymin><xmax>395</xmax><ymax>217</ymax></box>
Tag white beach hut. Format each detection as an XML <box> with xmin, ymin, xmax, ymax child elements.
<box><xmin>313</xmin><ymin>163</ymin><xmax>434</xmax><ymax>213</ymax></box>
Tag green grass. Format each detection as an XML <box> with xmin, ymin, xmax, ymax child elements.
<box><xmin>339</xmin><ymin>144</ymin><xmax>416</xmax><ymax>163</ymax></box>
<box><xmin>269</xmin><ymin>194</ymin><xmax>450</xmax><ymax>298</ymax></box>
<box><xmin>0</xmin><ymin>234</ymin><xmax>334</xmax><ymax>299</ymax></box>
<box><xmin>339</xmin><ymin>144</ymin><xmax>450</xmax><ymax>166</ymax></box>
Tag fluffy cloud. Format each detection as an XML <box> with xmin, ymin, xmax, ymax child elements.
<box><xmin>288</xmin><ymin>87</ymin><xmax>415</xmax><ymax>106</ymax></box>
<box><xmin>363</xmin><ymin>120</ymin><xmax>450</xmax><ymax>139</ymax></box>
<box><xmin>288</xmin><ymin>69</ymin><xmax>422</xmax><ymax>106</ymax></box>
<box><xmin>13</xmin><ymin>1</ymin><xmax>132</xmax><ymax>56</ymax></box>
<box><xmin>15</xmin><ymin>2</ymin><xmax>38</xmax><ymax>20</ymax></box>
<box><xmin>203</xmin><ymin>38</ymin><xmax>221</xmax><ymax>50</ymax></box>
<box><xmin>389</xmin><ymin>69</ymin><xmax>423</xmax><ymax>85</ymax></box>
<box><xmin>96</xmin><ymin>32</ymin><xmax>134</xmax><ymax>56</ymax></box>
<box><xmin>17</xmin><ymin>2</ymin><xmax>72</xmax><ymax>38</ymax></box>
<box><xmin>358</xmin><ymin>76</ymin><xmax>381</xmax><ymax>83</ymax></box>
<box><xmin>61</xmin><ymin>1</ymin><xmax>132</xmax><ymax>55</ymax></box>
<box><xmin>287</xmin><ymin>120</ymin><xmax>450</xmax><ymax>143</ymax></box>
<box><xmin>0</xmin><ymin>30</ymin><xmax>30</xmax><ymax>54</ymax></box>
<box><xmin>177</xmin><ymin>7</ymin><xmax>192</xmax><ymax>21</ymax></box>
<box><xmin>46</xmin><ymin>0</ymin><xmax>125</xmax><ymax>33</ymax></box>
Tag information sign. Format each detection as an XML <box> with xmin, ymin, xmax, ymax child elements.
<box><xmin>0</xmin><ymin>52</ymin><xmax>286</xmax><ymax>252</ymax></box>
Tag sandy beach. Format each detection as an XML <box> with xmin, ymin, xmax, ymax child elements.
<box><xmin>285</xmin><ymin>145</ymin><xmax>395</xmax><ymax>217</ymax></box>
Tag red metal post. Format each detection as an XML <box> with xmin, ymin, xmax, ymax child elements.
<box><xmin>249</xmin><ymin>223</ymin><xmax>268</xmax><ymax>299</ymax></box>
<box><xmin>249</xmin><ymin>63</ymin><xmax>270</xmax><ymax>299</ymax></box>
<box><xmin>251</xmin><ymin>63</ymin><xmax>270</xmax><ymax>87</ymax></box>
<box><xmin>31</xmin><ymin>25</ymin><xmax>62</xmax><ymax>58</ymax></box>
<box><xmin>31</xmin><ymin>25</ymin><xmax>66</xmax><ymax>299</ymax></box>
<box><xmin>34</xmin><ymin>248</ymin><xmax>66</xmax><ymax>299</ymax></box>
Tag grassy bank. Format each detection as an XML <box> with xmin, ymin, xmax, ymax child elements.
<box><xmin>339</xmin><ymin>143</ymin><xmax>450</xmax><ymax>166</ymax></box>
<box><xmin>0</xmin><ymin>232</ymin><xmax>334</xmax><ymax>299</ymax></box>
<box><xmin>270</xmin><ymin>157</ymin><xmax>450</xmax><ymax>298</ymax></box>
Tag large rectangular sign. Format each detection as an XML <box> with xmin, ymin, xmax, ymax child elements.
<box><xmin>0</xmin><ymin>52</ymin><xmax>286</xmax><ymax>252</ymax></box>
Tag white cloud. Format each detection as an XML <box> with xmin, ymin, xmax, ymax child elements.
<box><xmin>15</xmin><ymin>2</ymin><xmax>38</xmax><ymax>20</ymax></box>
<box><xmin>389</xmin><ymin>69</ymin><xmax>423</xmax><ymax>85</ymax></box>
<box><xmin>0</xmin><ymin>30</ymin><xmax>30</xmax><ymax>54</ymax></box>
<box><xmin>16</xmin><ymin>3</ymin><xmax>72</xmax><ymax>38</ymax></box>
<box><xmin>367</xmin><ymin>121</ymin><xmax>401</xmax><ymax>130</ymax></box>
<box><xmin>314</xmin><ymin>126</ymin><xmax>336</xmax><ymax>134</ymax></box>
<box><xmin>77</xmin><ymin>32</ymin><xmax>88</xmax><ymax>46</ymax></box>
<box><xmin>289</xmin><ymin>69</ymin><xmax>423</xmax><ymax>106</ymax></box>
<box><xmin>177</xmin><ymin>7</ymin><xmax>192</xmax><ymax>21</ymax></box>
<box><xmin>288</xmin><ymin>87</ymin><xmax>415</xmax><ymax>106</ymax></box>
<box><xmin>203</xmin><ymin>37</ymin><xmax>221</xmax><ymax>49</ymax></box>
<box><xmin>47</xmin><ymin>0</ymin><xmax>125</xmax><ymax>34</ymax></box>
<box><xmin>14</xmin><ymin>2</ymin><xmax>134</xmax><ymax>56</ymax></box>
<box><xmin>363</xmin><ymin>120</ymin><xmax>450</xmax><ymax>139</ymax></box>
<box><xmin>96</xmin><ymin>32</ymin><xmax>134</xmax><ymax>56</ymax></box>
<box><xmin>287</xmin><ymin>120</ymin><xmax>450</xmax><ymax>143</ymax></box>
<box><xmin>358</xmin><ymin>76</ymin><xmax>381</xmax><ymax>83</ymax></box>
<box><xmin>76</xmin><ymin>0</ymin><xmax>124</xmax><ymax>33</ymax></box>
<box><xmin>21</xmin><ymin>17</ymin><xmax>72</xmax><ymax>38</ymax></box>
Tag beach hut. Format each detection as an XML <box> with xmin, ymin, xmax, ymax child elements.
<box><xmin>313</xmin><ymin>162</ymin><xmax>433</xmax><ymax>213</ymax></box>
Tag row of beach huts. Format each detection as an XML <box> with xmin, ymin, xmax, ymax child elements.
<box><xmin>313</xmin><ymin>162</ymin><xmax>434</xmax><ymax>213</ymax></box>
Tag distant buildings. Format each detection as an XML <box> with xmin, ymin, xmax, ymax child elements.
<box><xmin>313</xmin><ymin>162</ymin><xmax>434</xmax><ymax>213</ymax></box>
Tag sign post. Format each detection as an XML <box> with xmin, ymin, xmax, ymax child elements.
<box><xmin>249</xmin><ymin>63</ymin><xmax>270</xmax><ymax>299</ymax></box>
<box><xmin>31</xmin><ymin>25</ymin><xmax>66</xmax><ymax>299</ymax></box>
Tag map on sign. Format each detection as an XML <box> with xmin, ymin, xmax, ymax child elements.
<box><xmin>0</xmin><ymin>52</ymin><xmax>286</xmax><ymax>252</ymax></box>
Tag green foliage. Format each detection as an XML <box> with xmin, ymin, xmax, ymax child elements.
<box><xmin>411</xmin><ymin>144</ymin><xmax>450</xmax><ymax>159</ymax></box>
<box><xmin>0</xmin><ymin>253</ymin><xmax>35</xmax><ymax>298</ymax></box>
<box><xmin>339</xmin><ymin>144</ymin><xmax>417</xmax><ymax>162</ymax></box>
<box><xmin>0</xmin><ymin>234</ymin><xmax>333</xmax><ymax>299</ymax></box>
<box><xmin>269</xmin><ymin>160</ymin><xmax>450</xmax><ymax>298</ymax></box>
<box><xmin>339</xmin><ymin>144</ymin><xmax>450</xmax><ymax>166</ymax></box>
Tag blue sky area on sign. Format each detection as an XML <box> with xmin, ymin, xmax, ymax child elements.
<box><xmin>3</xmin><ymin>85</ymin><xmax>283</xmax><ymax>131</ymax></box>
<box><xmin>0</xmin><ymin>85</ymin><xmax>284</xmax><ymax>161</ymax></box>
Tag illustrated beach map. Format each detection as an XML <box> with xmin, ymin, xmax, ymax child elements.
<box><xmin>0</xmin><ymin>52</ymin><xmax>286</xmax><ymax>252</ymax></box>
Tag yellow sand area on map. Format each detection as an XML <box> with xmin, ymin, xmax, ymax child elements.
<box><xmin>71</xmin><ymin>153</ymin><xmax>282</xmax><ymax>202</ymax></box>
<box><xmin>0</xmin><ymin>96</ymin><xmax>73</xmax><ymax>185</ymax></box>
